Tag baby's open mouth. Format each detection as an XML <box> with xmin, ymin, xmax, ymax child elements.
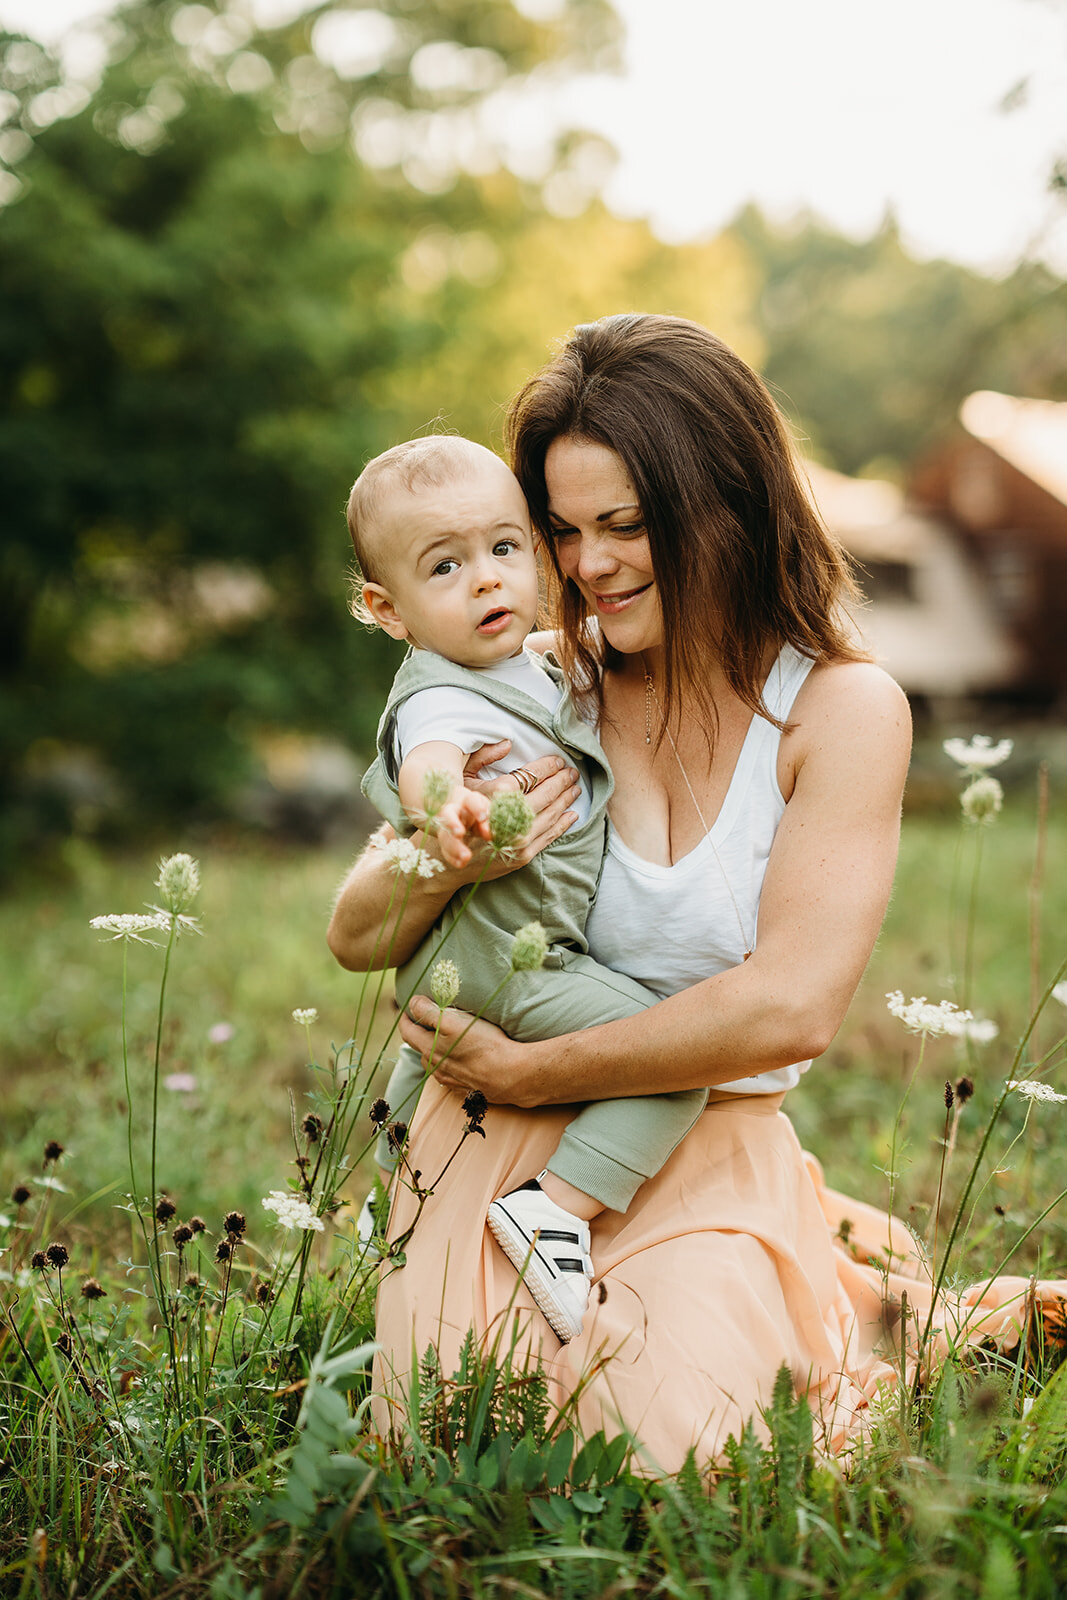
<box><xmin>478</xmin><ymin>608</ymin><xmax>512</xmax><ymax>633</ymax></box>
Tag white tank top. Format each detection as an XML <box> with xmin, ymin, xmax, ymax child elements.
<box><xmin>585</xmin><ymin>644</ymin><xmax>816</xmax><ymax>1095</ymax></box>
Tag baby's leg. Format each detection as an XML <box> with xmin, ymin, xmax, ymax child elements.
<box><xmin>547</xmin><ymin>1086</ymin><xmax>710</xmax><ymax>1213</ymax></box>
<box><xmin>485</xmin><ymin>949</ymin><xmax>708</xmax><ymax>1340</ymax></box>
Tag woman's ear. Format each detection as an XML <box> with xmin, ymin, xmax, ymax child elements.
<box><xmin>361</xmin><ymin>582</ymin><xmax>410</xmax><ymax>641</ymax></box>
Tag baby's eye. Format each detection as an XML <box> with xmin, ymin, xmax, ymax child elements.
<box><xmin>431</xmin><ymin>557</ymin><xmax>459</xmax><ymax>577</ymax></box>
<box><xmin>492</xmin><ymin>538</ymin><xmax>519</xmax><ymax>557</ymax></box>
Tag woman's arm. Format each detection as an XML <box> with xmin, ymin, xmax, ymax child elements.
<box><xmin>326</xmin><ymin>750</ymin><xmax>583</xmax><ymax>971</ymax></box>
<box><xmin>401</xmin><ymin>664</ymin><xmax>912</xmax><ymax>1101</ymax></box>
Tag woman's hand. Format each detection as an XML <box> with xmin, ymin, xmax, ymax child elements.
<box><xmin>399</xmin><ymin>996</ymin><xmax>534</xmax><ymax>1105</ymax></box>
<box><xmin>327</xmin><ymin>752</ymin><xmax>581</xmax><ymax>972</ymax></box>
<box><xmin>455</xmin><ymin>748</ymin><xmax>582</xmax><ymax>883</ymax></box>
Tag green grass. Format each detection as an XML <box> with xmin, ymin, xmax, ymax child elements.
<box><xmin>1</xmin><ymin>787</ymin><xmax>1066</xmax><ymax>1598</ymax></box>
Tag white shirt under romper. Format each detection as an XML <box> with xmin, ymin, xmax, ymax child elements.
<box><xmin>585</xmin><ymin>644</ymin><xmax>817</xmax><ymax>1095</ymax></box>
<box><xmin>393</xmin><ymin>647</ymin><xmax>592</xmax><ymax>827</ymax></box>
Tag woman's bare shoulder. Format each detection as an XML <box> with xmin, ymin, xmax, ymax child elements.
<box><xmin>801</xmin><ymin>658</ymin><xmax>911</xmax><ymax>723</ymax></box>
<box><xmin>782</xmin><ymin>659</ymin><xmax>912</xmax><ymax>796</ymax></box>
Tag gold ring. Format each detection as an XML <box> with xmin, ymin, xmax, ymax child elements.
<box><xmin>511</xmin><ymin>767</ymin><xmax>537</xmax><ymax>795</ymax></box>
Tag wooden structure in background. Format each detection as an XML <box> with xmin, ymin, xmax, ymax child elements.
<box><xmin>804</xmin><ymin>462</ymin><xmax>1021</xmax><ymax>703</ymax></box>
<box><xmin>910</xmin><ymin>392</ymin><xmax>1067</xmax><ymax>704</ymax></box>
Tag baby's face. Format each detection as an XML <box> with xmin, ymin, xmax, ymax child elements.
<box><xmin>363</xmin><ymin>457</ymin><xmax>540</xmax><ymax>667</ymax></box>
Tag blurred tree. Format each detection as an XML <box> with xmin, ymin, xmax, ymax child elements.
<box><xmin>0</xmin><ymin>0</ymin><xmax>619</xmax><ymax>856</ymax></box>
<box><xmin>732</xmin><ymin>205</ymin><xmax>1067</xmax><ymax>477</ymax></box>
<box><xmin>373</xmin><ymin>189</ymin><xmax>763</xmax><ymax>444</ymax></box>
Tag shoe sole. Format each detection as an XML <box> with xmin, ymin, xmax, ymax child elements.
<box><xmin>487</xmin><ymin>1201</ymin><xmax>583</xmax><ymax>1343</ymax></box>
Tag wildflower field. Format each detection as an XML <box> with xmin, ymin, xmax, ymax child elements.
<box><xmin>2</xmin><ymin>750</ymin><xmax>1067</xmax><ymax>1599</ymax></box>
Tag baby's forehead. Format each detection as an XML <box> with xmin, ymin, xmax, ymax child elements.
<box><xmin>379</xmin><ymin>461</ymin><xmax>527</xmax><ymax>537</ymax></box>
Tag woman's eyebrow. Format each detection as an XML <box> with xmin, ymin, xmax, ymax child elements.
<box><xmin>546</xmin><ymin>503</ymin><xmax>640</xmax><ymax>523</ymax></box>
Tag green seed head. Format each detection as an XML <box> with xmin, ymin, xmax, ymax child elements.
<box><xmin>961</xmin><ymin>775</ymin><xmax>1003</xmax><ymax>826</ymax></box>
<box><xmin>489</xmin><ymin>791</ymin><xmax>534</xmax><ymax>851</ymax></box>
<box><xmin>510</xmin><ymin>921</ymin><xmax>548</xmax><ymax>972</ymax></box>
<box><xmin>421</xmin><ymin>769</ymin><xmax>454</xmax><ymax>817</ymax></box>
<box><xmin>155</xmin><ymin>853</ymin><xmax>201</xmax><ymax>913</ymax></box>
<box><xmin>429</xmin><ymin>959</ymin><xmax>461</xmax><ymax>1008</ymax></box>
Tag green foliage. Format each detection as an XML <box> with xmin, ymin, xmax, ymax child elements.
<box><xmin>0</xmin><ymin>0</ymin><xmax>620</xmax><ymax>861</ymax></box>
<box><xmin>733</xmin><ymin>204</ymin><xmax>1067</xmax><ymax>477</ymax></box>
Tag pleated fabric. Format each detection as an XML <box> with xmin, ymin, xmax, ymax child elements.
<box><xmin>372</xmin><ymin>1080</ymin><xmax>1067</xmax><ymax>1472</ymax></box>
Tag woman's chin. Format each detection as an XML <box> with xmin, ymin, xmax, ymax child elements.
<box><xmin>597</xmin><ymin>614</ymin><xmax>663</xmax><ymax>656</ymax></box>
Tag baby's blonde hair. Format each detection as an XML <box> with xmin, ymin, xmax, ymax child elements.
<box><xmin>346</xmin><ymin>435</ymin><xmax>505</xmax><ymax>624</ymax></box>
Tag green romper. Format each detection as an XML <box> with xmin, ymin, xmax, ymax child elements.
<box><xmin>362</xmin><ymin>646</ymin><xmax>708</xmax><ymax>1212</ymax></box>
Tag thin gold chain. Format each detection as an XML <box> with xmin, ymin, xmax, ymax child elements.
<box><xmin>642</xmin><ymin>659</ymin><xmax>753</xmax><ymax>960</ymax></box>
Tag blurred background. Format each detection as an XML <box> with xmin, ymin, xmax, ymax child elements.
<box><xmin>1</xmin><ymin>0</ymin><xmax>1066</xmax><ymax>875</ymax></box>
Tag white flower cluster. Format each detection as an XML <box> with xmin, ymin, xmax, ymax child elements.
<box><xmin>376</xmin><ymin>837</ymin><xmax>445</xmax><ymax>879</ymax></box>
<box><xmin>951</xmin><ymin>1015</ymin><xmax>999</xmax><ymax>1044</ymax></box>
<box><xmin>943</xmin><ymin>735</ymin><xmax>1014</xmax><ymax>773</ymax></box>
<box><xmin>261</xmin><ymin>1190</ymin><xmax>325</xmax><ymax>1231</ymax></box>
<box><xmin>886</xmin><ymin>991</ymin><xmax>982</xmax><ymax>1039</ymax></box>
<box><xmin>292</xmin><ymin>1008</ymin><xmax>318</xmax><ymax>1026</ymax></box>
<box><xmin>89</xmin><ymin>913</ymin><xmax>171</xmax><ymax>944</ymax></box>
<box><xmin>1007</xmin><ymin>1080</ymin><xmax>1067</xmax><ymax>1105</ymax></box>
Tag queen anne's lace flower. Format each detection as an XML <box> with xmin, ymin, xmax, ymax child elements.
<box><xmin>1007</xmin><ymin>1080</ymin><xmax>1067</xmax><ymax>1105</ymax></box>
<box><xmin>261</xmin><ymin>1191</ymin><xmax>325</xmax><ymax>1231</ymax></box>
<box><xmin>943</xmin><ymin>1014</ymin><xmax>999</xmax><ymax>1044</ymax></box>
<box><xmin>886</xmin><ymin>991</ymin><xmax>974</xmax><ymax>1038</ymax></box>
<box><xmin>292</xmin><ymin>1008</ymin><xmax>318</xmax><ymax>1026</ymax></box>
<box><xmin>90</xmin><ymin>913</ymin><xmax>171</xmax><ymax>944</ymax></box>
<box><xmin>376</xmin><ymin>837</ymin><xmax>445</xmax><ymax>878</ymax></box>
<box><xmin>943</xmin><ymin>735</ymin><xmax>1013</xmax><ymax>773</ymax></box>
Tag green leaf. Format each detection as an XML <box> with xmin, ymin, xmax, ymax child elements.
<box><xmin>546</xmin><ymin>1430</ymin><xmax>575</xmax><ymax>1489</ymax></box>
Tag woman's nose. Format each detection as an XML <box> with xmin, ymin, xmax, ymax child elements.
<box><xmin>576</xmin><ymin>535</ymin><xmax>618</xmax><ymax>584</ymax></box>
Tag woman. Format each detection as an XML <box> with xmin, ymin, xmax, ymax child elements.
<box><xmin>328</xmin><ymin>315</ymin><xmax>1045</xmax><ymax>1469</ymax></box>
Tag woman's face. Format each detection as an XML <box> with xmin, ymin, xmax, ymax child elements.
<box><xmin>543</xmin><ymin>436</ymin><xmax>663</xmax><ymax>656</ymax></box>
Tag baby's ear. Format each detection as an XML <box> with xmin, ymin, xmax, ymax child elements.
<box><xmin>362</xmin><ymin>582</ymin><xmax>409</xmax><ymax>641</ymax></box>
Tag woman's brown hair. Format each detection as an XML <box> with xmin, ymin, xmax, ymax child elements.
<box><xmin>505</xmin><ymin>313</ymin><xmax>868</xmax><ymax>733</ymax></box>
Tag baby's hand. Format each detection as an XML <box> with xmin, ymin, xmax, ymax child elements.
<box><xmin>434</xmin><ymin>787</ymin><xmax>492</xmax><ymax>868</ymax></box>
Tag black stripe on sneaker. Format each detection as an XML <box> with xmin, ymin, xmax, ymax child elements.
<box><xmin>494</xmin><ymin>1203</ymin><xmax>560</xmax><ymax>1281</ymax></box>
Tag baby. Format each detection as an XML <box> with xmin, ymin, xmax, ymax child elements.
<box><xmin>350</xmin><ymin>436</ymin><xmax>709</xmax><ymax>1342</ymax></box>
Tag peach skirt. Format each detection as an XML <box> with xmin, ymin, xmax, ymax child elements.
<box><xmin>373</xmin><ymin>1082</ymin><xmax>1067</xmax><ymax>1471</ymax></box>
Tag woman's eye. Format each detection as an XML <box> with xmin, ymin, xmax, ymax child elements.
<box><xmin>611</xmin><ymin>523</ymin><xmax>644</xmax><ymax>537</ymax></box>
<box><xmin>548</xmin><ymin>525</ymin><xmax>576</xmax><ymax>540</ymax></box>
<box><xmin>431</xmin><ymin>558</ymin><xmax>459</xmax><ymax>577</ymax></box>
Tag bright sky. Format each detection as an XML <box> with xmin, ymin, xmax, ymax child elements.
<box><xmin>4</xmin><ymin>0</ymin><xmax>1066</xmax><ymax>274</ymax></box>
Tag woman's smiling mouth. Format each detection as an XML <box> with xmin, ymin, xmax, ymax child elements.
<box><xmin>592</xmin><ymin>584</ymin><xmax>652</xmax><ymax>615</ymax></box>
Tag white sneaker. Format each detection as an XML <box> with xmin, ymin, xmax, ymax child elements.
<box><xmin>487</xmin><ymin>1180</ymin><xmax>593</xmax><ymax>1343</ymax></box>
